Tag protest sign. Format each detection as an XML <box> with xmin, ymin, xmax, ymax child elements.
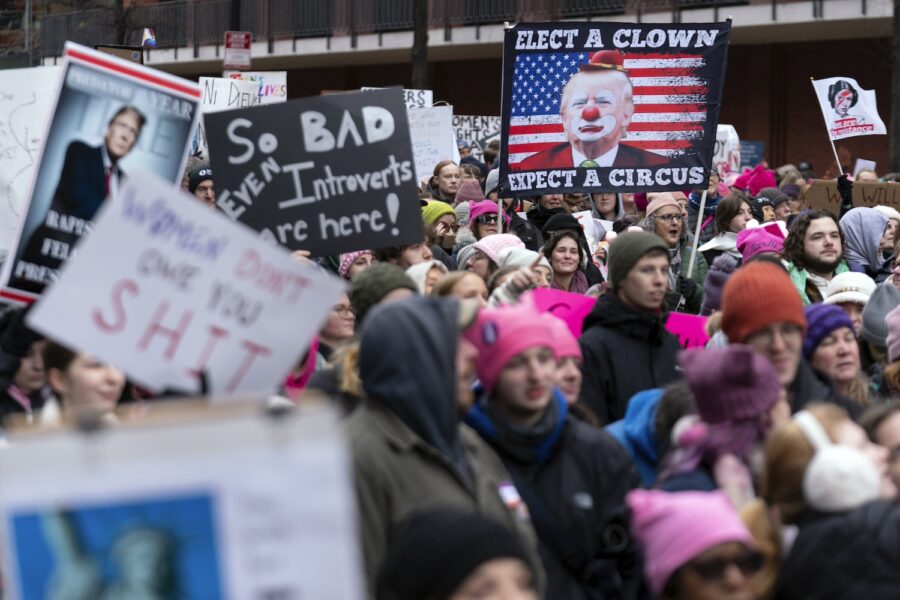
<box><xmin>666</xmin><ymin>312</ymin><xmax>710</xmax><ymax>348</ymax></box>
<box><xmin>0</xmin><ymin>43</ymin><xmax>200</xmax><ymax>305</ymax></box>
<box><xmin>190</xmin><ymin>77</ymin><xmax>261</xmax><ymax>158</ymax></box>
<box><xmin>714</xmin><ymin>124</ymin><xmax>741</xmax><ymax>174</ymax></box>
<box><xmin>739</xmin><ymin>140</ymin><xmax>765</xmax><ymax>168</ymax></box>
<box><xmin>501</xmin><ymin>22</ymin><xmax>732</xmax><ymax>196</ymax></box>
<box><xmin>408</xmin><ymin>105</ymin><xmax>456</xmax><ymax>183</ymax></box>
<box><xmin>853</xmin><ymin>158</ymin><xmax>876</xmax><ymax>177</ymax></box>
<box><xmin>224</xmin><ymin>71</ymin><xmax>287</xmax><ymax>105</ymax></box>
<box><xmin>453</xmin><ymin>115</ymin><xmax>501</xmax><ymax>162</ymax></box>
<box><xmin>811</xmin><ymin>76</ymin><xmax>886</xmax><ymax>141</ymax></box>
<box><xmin>531</xmin><ymin>287</ymin><xmax>596</xmax><ymax>337</ymax></box>
<box><xmin>361</xmin><ymin>86</ymin><xmax>433</xmax><ymax>109</ymax></box>
<box><xmin>572</xmin><ymin>210</ymin><xmax>599</xmax><ymax>251</ymax></box>
<box><xmin>0</xmin><ymin>66</ymin><xmax>62</xmax><ymax>263</ymax></box>
<box><xmin>205</xmin><ymin>88</ymin><xmax>423</xmax><ymax>255</ymax></box>
<box><xmin>804</xmin><ymin>179</ymin><xmax>900</xmax><ymax>213</ymax></box>
<box><xmin>27</xmin><ymin>170</ymin><xmax>345</xmax><ymax>395</ymax></box>
<box><xmin>0</xmin><ymin>405</ymin><xmax>364</xmax><ymax>599</ymax></box>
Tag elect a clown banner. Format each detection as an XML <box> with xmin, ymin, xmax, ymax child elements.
<box><xmin>499</xmin><ymin>22</ymin><xmax>732</xmax><ymax>196</ymax></box>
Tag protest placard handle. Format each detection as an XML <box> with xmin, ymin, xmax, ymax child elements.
<box><xmin>686</xmin><ymin>189</ymin><xmax>707</xmax><ymax>280</ymax></box>
<box><xmin>810</xmin><ymin>77</ymin><xmax>843</xmax><ymax>176</ymax></box>
<box><xmin>498</xmin><ymin>198</ymin><xmax>504</xmax><ymax>234</ymax></box>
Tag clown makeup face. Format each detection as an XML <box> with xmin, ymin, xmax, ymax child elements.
<box><xmin>560</xmin><ymin>71</ymin><xmax>634</xmax><ymax>158</ymax></box>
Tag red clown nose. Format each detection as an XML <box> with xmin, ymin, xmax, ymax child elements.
<box><xmin>581</xmin><ymin>105</ymin><xmax>600</xmax><ymax>121</ymax></box>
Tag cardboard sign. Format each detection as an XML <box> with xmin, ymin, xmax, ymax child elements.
<box><xmin>190</xmin><ymin>77</ymin><xmax>261</xmax><ymax>159</ymax></box>
<box><xmin>27</xmin><ymin>170</ymin><xmax>345</xmax><ymax>395</ymax></box>
<box><xmin>804</xmin><ymin>179</ymin><xmax>900</xmax><ymax>212</ymax></box>
<box><xmin>361</xmin><ymin>86</ymin><xmax>433</xmax><ymax>109</ymax></box>
<box><xmin>223</xmin><ymin>71</ymin><xmax>287</xmax><ymax>105</ymax></box>
<box><xmin>0</xmin><ymin>406</ymin><xmax>364</xmax><ymax>599</ymax></box>
<box><xmin>408</xmin><ymin>105</ymin><xmax>456</xmax><ymax>184</ymax></box>
<box><xmin>666</xmin><ymin>312</ymin><xmax>709</xmax><ymax>348</ymax></box>
<box><xmin>714</xmin><ymin>124</ymin><xmax>741</xmax><ymax>174</ymax></box>
<box><xmin>0</xmin><ymin>66</ymin><xmax>62</xmax><ymax>262</ymax></box>
<box><xmin>453</xmin><ymin>115</ymin><xmax>501</xmax><ymax>162</ymax></box>
<box><xmin>531</xmin><ymin>287</ymin><xmax>596</xmax><ymax>337</ymax></box>
<box><xmin>206</xmin><ymin>88</ymin><xmax>423</xmax><ymax>256</ymax></box>
<box><xmin>0</xmin><ymin>43</ymin><xmax>200</xmax><ymax>305</ymax></box>
<box><xmin>500</xmin><ymin>22</ymin><xmax>732</xmax><ymax>196</ymax></box>
<box><xmin>224</xmin><ymin>30</ymin><xmax>252</xmax><ymax>70</ymax></box>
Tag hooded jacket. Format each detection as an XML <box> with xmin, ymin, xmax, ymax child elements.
<box><xmin>840</xmin><ymin>207</ymin><xmax>890</xmax><ymax>278</ymax></box>
<box><xmin>605</xmin><ymin>389</ymin><xmax>662</xmax><ymax>487</ymax></box>
<box><xmin>579</xmin><ymin>294</ymin><xmax>682</xmax><ymax>425</ymax></box>
<box><xmin>466</xmin><ymin>389</ymin><xmax>643</xmax><ymax>600</ymax></box>
<box><xmin>346</xmin><ymin>298</ymin><xmax>544</xmax><ymax>595</ymax></box>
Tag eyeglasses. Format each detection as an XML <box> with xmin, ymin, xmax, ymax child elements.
<box><xmin>332</xmin><ymin>305</ymin><xmax>354</xmax><ymax>317</ymax></box>
<box><xmin>475</xmin><ymin>215</ymin><xmax>499</xmax><ymax>225</ymax></box>
<box><xmin>686</xmin><ymin>550</ymin><xmax>764</xmax><ymax>582</ymax></box>
<box><xmin>439</xmin><ymin>222</ymin><xmax>461</xmax><ymax>232</ymax></box>
<box><xmin>656</xmin><ymin>213</ymin><xmax>684</xmax><ymax>223</ymax></box>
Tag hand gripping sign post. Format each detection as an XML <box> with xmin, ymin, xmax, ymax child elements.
<box><xmin>810</xmin><ymin>76</ymin><xmax>887</xmax><ymax>175</ymax></box>
<box><xmin>0</xmin><ymin>404</ymin><xmax>365</xmax><ymax>599</ymax></box>
<box><xmin>27</xmin><ymin>170</ymin><xmax>346</xmax><ymax>396</ymax></box>
<box><xmin>205</xmin><ymin>88</ymin><xmax>423</xmax><ymax>256</ymax></box>
<box><xmin>0</xmin><ymin>42</ymin><xmax>200</xmax><ymax>305</ymax></box>
<box><xmin>500</xmin><ymin>22</ymin><xmax>732</xmax><ymax>197</ymax></box>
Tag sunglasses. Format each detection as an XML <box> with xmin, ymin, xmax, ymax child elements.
<box><xmin>475</xmin><ymin>214</ymin><xmax>499</xmax><ymax>225</ymax></box>
<box><xmin>686</xmin><ymin>550</ymin><xmax>763</xmax><ymax>582</ymax></box>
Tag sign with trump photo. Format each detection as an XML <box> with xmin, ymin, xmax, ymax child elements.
<box><xmin>500</xmin><ymin>22</ymin><xmax>731</xmax><ymax>196</ymax></box>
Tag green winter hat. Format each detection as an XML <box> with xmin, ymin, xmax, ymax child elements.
<box><xmin>607</xmin><ymin>231</ymin><xmax>670</xmax><ymax>291</ymax></box>
<box><xmin>349</xmin><ymin>262</ymin><xmax>418</xmax><ymax>327</ymax></box>
<box><xmin>421</xmin><ymin>200</ymin><xmax>456</xmax><ymax>226</ymax></box>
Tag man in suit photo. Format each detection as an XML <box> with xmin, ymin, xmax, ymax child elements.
<box><xmin>518</xmin><ymin>50</ymin><xmax>668</xmax><ymax>171</ymax></box>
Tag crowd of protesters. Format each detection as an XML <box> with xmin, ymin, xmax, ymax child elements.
<box><xmin>2</xmin><ymin>144</ymin><xmax>900</xmax><ymax>599</ymax></box>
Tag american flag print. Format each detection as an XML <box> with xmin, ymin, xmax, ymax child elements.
<box><xmin>508</xmin><ymin>52</ymin><xmax>709</xmax><ymax>166</ymax></box>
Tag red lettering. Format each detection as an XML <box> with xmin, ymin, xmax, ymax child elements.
<box><xmin>138</xmin><ymin>301</ymin><xmax>193</xmax><ymax>360</ymax></box>
<box><xmin>92</xmin><ymin>279</ymin><xmax>139</xmax><ymax>333</ymax></box>
<box><xmin>234</xmin><ymin>248</ymin><xmax>260</xmax><ymax>279</ymax></box>
<box><xmin>225</xmin><ymin>340</ymin><xmax>272</xmax><ymax>392</ymax></box>
<box><xmin>187</xmin><ymin>325</ymin><xmax>230</xmax><ymax>379</ymax></box>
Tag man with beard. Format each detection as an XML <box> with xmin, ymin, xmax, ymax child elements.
<box><xmin>783</xmin><ymin>210</ymin><xmax>850</xmax><ymax>304</ymax></box>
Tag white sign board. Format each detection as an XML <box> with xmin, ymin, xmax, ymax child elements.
<box><xmin>408</xmin><ymin>106</ymin><xmax>456</xmax><ymax>184</ymax></box>
<box><xmin>0</xmin><ymin>406</ymin><xmax>365</xmax><ymax>599</ymax></box>
<box><xmin>223</xmin><ymin>71</ymin><xmax>287</xmax><ymax>105</ymax></box>
<box><xmin>224</xmin><ymin>30</ymin><xmax>252</xmax><ymax>70</ymax></box>
<box><xmin>713</xmin><ymin>124</ymin><xmax>741</xmax><ymax>175</ymax></box>
<box><xmin>453</xmin><ymin>115</ymin><xmax>501</xmax><ymax>162</ymax></box>
<box><xmin>812</xmin><ymin>76</ymin><xmax>887</xmax><ymax>141</ymax></box>
<box><xmin>28</xmin><ymin>170</ymin><xmax>345</xmax><ymax>395</ymax></box>
<box><xmin>0</xmin><ymin>66</ymin><xmax>62</xmax><ymax>264</ymax></box>
<box><xmin>361</xmin><ymin>87</ymin><xmax>433</xmax><ymax>109</ymax></box>
<box><xmin>191</xmin><ymin>77</ymin><xmax>261</xmax><ymax>159</ymax></box>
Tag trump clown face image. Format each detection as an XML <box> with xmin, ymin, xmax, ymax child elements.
<box><xmin>560</xmin><ymin>50</ymin><xmax>635</xmax><ymax>163</ymax></box>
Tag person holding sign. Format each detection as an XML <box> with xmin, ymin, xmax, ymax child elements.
<box><xmin>517</xmin><ymin>51</ymin><xmax>668</xmax><ymax>171</ymax></box>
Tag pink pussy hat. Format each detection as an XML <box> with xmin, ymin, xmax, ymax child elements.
<box><xmin>626</xmin><ymin>489</ymin><xmax>755</xmax><ymax>596</ymax></box>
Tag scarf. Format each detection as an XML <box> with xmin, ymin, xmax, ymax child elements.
<box><xmin>689</xmin><ymin>190</ymin><xmax>720</xmax><ymax>216</ymax></box>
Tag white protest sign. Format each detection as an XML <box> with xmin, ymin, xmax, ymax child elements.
<box><xmin>714</xmin><ymin>124</ymin><xmax>741</xmax><ymax>175</ymax></box>
<box><xmin>0</xmin><ymin>66</ymin><xmax>62</xmax><ymax>263</ymax></box>
<box><xmin>572</xmin><ymin>210</ymin><xmax>598</xmax><ymax>252</ymax></box>
<box><xmin>453</xmin><ymin>115</ymin><xmax>501</xmax><ymax>162</ymax></box>
<box><xmin>192</xmin><ymin>77</ymin><xmax>261</xmax><ymax>159</ymax></box>
<box><xmin>812</xmin><ymin>76</ymin><xmax>887</xmax><ymax>141</ymax></box>
<box><xmin>361</xmin><ymin>86</ymin><xmax>433</xmax><ymax>109</ymax></box>
<box><xmin>408</xmin><ymin>105</ymin><xmax>456</xmax><ymax>183</ymax></box>
<box><xmin>0</xmin><ymin>405</ymin><xmax>365</xmax><ymax>599</ymax></box>
<box><xmin>224</xmin><ymin>70</ymin><xmax>287</xmax><ymax>105</ymax></box>
<box><xmin>853</xmin><ymin>158</ymin><xmax>877</xmax><ymax>177</ymax></box>
<box><xmin>28</xmin><ymin>170</ymin><xmax>345</xmax><ymax>395</ymax></box>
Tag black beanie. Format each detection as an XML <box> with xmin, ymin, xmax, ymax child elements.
<box><xmin>376</xmin><ymin>508</ymin><xmax>535</xmax><ymax>600</ymax></box>
<box><xmin>187</xmin><ymin>164</ymin><xmax>213</xmax><ymax>193</ymax></box>
<box><xmin>541</xmin><ymin>212</ymin><xmax>581</xmax><ymax>237</ymax></box>
<box><xmin>348</xmin><ymin>263</ymin><xmax>417</xmax><ymax>327</ymax></box>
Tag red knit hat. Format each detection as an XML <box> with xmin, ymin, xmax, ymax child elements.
<box><xmin>721</xmin><ymin>262</ymin><xmax>806</xmax><ymax>343</ymax></box>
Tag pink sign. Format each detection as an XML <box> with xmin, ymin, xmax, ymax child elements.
<box><xmin>666</xmin><ymin>313</ymin><xmax>710</xmax><ymax>348</ymax></box>
<box><xmin>530</xmin><ymin>288</ymin><xmax>596</xmax><ymax>337</ymax></box>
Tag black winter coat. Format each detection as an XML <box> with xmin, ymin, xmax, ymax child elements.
<box><xmin>776</xmin><ymin>501</ymin><xmax>900</xmax><ymax>599</ymax></box>
<box><xmin>507</xmin><ymin>210</ymin><xmax>544</xmax><ymax>252</ymax></box>
<box><xmin>790</xmin><ymin>360</ymin><xmax>863</xmax><ymax>420</ymax></box>
<box><xmin>578</xmin><ymin>294</ymin><xmax>681</xmax><ymax>425</ymax></box>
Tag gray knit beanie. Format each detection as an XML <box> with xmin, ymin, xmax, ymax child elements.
<box><xmin>861</xmin><ymin>281</ymin><xmax>900</xmax><ymax>348</ymax></box>
<box><xmin>607</xmin><ymin>231</ymin><xmax>670</xmax><ymax>291</ymax></box>
<box><xmin>349</xmin><ymin>263</ymin><xmax>418</xmax><ymax>328</ymax></box>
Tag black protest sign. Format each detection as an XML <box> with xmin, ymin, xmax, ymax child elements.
<box><xmin>500</xmin><ymin>22</ymin><xmax>732</xmax><ymax>197</ymax></box>
<box><xmin>205</xmin><ymin>88</ymin><xmax>423</xmax><ymax>256</ymax></box>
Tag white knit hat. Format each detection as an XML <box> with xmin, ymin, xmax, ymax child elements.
<box><xmin>497</xmin><ymin>247</ymin><xmax>551</xmax><ymax>272</ymax></box>
<box><xmin>823</xmin><ymin>271</ymin><xmax>877</xmax><ymax>307</ymax></box>
<box><xmin>873</xmin><ymin>205</ymin><xmax>900</xmax><ymax>223</ymax></box>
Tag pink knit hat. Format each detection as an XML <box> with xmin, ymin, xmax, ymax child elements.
<box><xmin>455</xmin><ymin>179</ymin><xmax>485</xmax><ymax>205</ymax></box>
<box><xmin>645</xmin><ymin>193</ymin><xmax>681</xmax><ymax>217</ymax></box>
<box><xmin>472</xmin><ymin>233</ymin><xmax>524</xmax><ymax>264</ymax></box>
<box><xmin>739</xmin><ymin>164</ymin><xmax>778</xmax><ymax>196</ymax></box>
<box><xmin>469</xmin><ymin>200</ymin><xmax>511</xmax><ymax>228</ymax></box>
<box><xmin>464</xmin><ymin>302</ymin><xmax>555</xmax><ymax>392</ymax></box>
<box><xmin>736</xmin><ymin>227</ymin><xmax>784</xmax><ymax>261</ymax></box>
<box><xmin>627</xmin><ymin>489</ymin><xmax>755</xmax><ymax>595</ymax></box>
<box><xmin>338</xmin><ymin>250</ymin><xmax>373</xmax><ymax>279</ymax></box>
<box><xmin>542</xmin><ymin>314</ymin><xmax>581</xmax><ymax>360</ymax></box>
<box><xmin>885</xmin><ymin>304</ymin><xmax>900</xmax><ymax>362</ymax></box>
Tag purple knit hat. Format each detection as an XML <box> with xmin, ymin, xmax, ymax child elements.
<box><xmin>780</xmin><ymin>183</ymin><xmax>802</xmax><ymax>199</ymax></box>
<box><xmin>679</xmin><ymin>345</ymin><xmax>781</xmax><ymax>424</ymax></box>
<box><xmin>700</xmin><ymin>254</ymin><xmax>739</xmax><ymax>316</ymax></box>
<box><xmin>338</xmin><ymin>250</ymin><xmax>373</xmax><ymax>279</ymax></box>
<box><xmin>803</xmin><ymin>304</ymin><xmax>855</xmax><ymax>359</ymax></box>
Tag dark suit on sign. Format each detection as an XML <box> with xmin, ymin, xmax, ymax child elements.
<box><xmin>51</xmin><ymin>140</ymin><xmax>124</xmax><ymax>221</ymax></box>
<box><xmin>515</xmin><ymin>142</ymin><xmax>670</xmax><ymax>171</ymax></box>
